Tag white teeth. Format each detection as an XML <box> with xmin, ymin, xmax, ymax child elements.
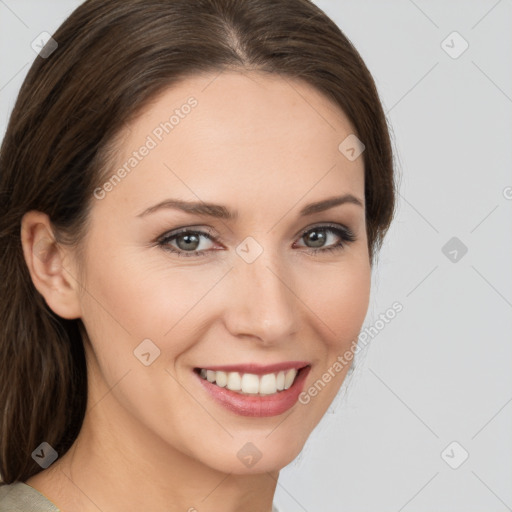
<box><xmin>227</xmin><ymin>371</ymin><xmax>242</xmax><ymax>391</ymax></box>
<box><xmin>259</xmin><ymin>373</ymin><xmax>277</xmax><ymax>395</ymax></box>
<box><xmin>276</xmin><ymin>371</ymin><xmax>285</xmax><ymax>391</ymax></box>
<box><xmin>215</xmin><ymin>370</ymin><xmax>227</xmax><ymax>388</ymax></box>
<box><xmin>284</xmin><ymin>369</ymin><xmax>297</xmax><ymax>390</ymax></box>
<box><xmin>199</xmin><ymin>368</ymin><xmax>300</xmax><ymax>395</ymax></box>
<box><xmin>241</xmin><ymin>373</ymin><xmax>260</xmax><ymax>394</ymax></box>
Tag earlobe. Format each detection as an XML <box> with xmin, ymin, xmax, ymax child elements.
<box><xmin>20</xmin><ymin>211</ymin><xmax>82</xmax><ymax>320</ymax></box>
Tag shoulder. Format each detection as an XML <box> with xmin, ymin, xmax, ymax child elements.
<box><xmin>0</xmin><ymin>482</ymin><xmax>60</xmax><ymax>512</ymax></box>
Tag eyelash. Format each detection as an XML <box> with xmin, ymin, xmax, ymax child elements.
<box><xmin>156</xmin><ymin>224</ymin><xmax>357</xmax><ymax>258</ymax></box>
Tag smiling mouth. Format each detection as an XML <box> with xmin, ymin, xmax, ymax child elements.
<box><xmin>194</xmin><ymin>366</ymin><xmax>307</xmax><ymax>396</ymax></box>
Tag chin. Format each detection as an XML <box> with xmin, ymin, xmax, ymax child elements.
<box><xmin>187</xmin><ymin>426</ymin><xmax>312</xmax><ymax>476</ymax></box>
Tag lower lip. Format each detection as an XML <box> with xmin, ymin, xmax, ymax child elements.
<box><xmin>196</xmin><ymin>366</ymin><xmax>311</xmax><ymax>417</ymax></box>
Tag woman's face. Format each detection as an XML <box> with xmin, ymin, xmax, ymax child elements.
<box><xmin>74</xmin><ymin>71</ymin><xmax>370</xmax><ymax>474</ymax></box>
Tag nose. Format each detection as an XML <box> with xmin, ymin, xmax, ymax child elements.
<box><xmin>222</xmin><ymin>250</ymin><xmax>299</xmax><ymax>345</ymax></box>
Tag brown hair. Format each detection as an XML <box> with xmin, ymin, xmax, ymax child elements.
<box><xmin>0</xmin><ymin>0</ymin><xmax>396</xmax><ymax>484</ymax></box>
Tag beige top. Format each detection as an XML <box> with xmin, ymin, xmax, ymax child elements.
<box><xmin>0</xmin><ymin>482</ymin><xmax>282</xmax><ymax>511</ymax></box>
<box><xmin>0</xmin><ymin>482</ymin><xmax>60</xmax><ymax>512</ymax></box>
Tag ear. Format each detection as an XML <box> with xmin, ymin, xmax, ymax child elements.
<box><xmin>20</xmin><ymin>211</ymin><xmax>82</xmax><ymax>319</ymax></box>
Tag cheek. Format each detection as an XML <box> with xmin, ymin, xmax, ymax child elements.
<box><xmin>294</xmin><ymin>262</ymin><xmax>370</xmax><ymax>426</ymax></box>
<box><xmin>78</xmin><ymin>243</ymin><xmax>227</xmax><ymax>358</ymax></box>
<box><xmin>306</xmin><ymin>258</ymin><xmax>371</xmax><ymax>348</ymax></box>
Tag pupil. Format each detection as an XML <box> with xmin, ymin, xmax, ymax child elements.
<box><xmin>307</xmin><ymin>229</ymin><xmax>325</xmax><ymax>248</ymax></box>
<box><xmin>178</xmin><ymin>233</ymin><xmax>199</xmax><ymax>251</ymax></box>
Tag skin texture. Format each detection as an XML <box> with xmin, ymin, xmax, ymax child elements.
<box><xmin>21</xmin><ymin>70</ymin><xmax>371</xmax><ymax>512</ymax></box>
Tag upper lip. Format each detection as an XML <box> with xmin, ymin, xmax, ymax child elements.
<box><xmin>195</xmin><ymin>361</ymin><xmax>310</xmax><ymax>375</ymax></box>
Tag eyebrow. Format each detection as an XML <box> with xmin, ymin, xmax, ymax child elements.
<box><xmin>137</xmin><ymin>193</ymin><xmax>364</xmax><ymax>220</ymax></box>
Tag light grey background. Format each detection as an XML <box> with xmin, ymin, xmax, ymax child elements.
<box><xmin>1</xmin><ymin>1</ymin><xmax>511</xmax><ymax>511</ymax></box>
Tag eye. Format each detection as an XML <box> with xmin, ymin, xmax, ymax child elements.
<box><xmin>157</xmin><ymin>227</ymin><xmax>217</xmax><ymax>257</ymax></box>
<box><xmin>156</xmin><ymin>223</ymin><xmax>357</xmax><ymax>258</ymax></box>
<box><xmin>293</xmin><ymin>224</ymin><xmax>357</xmax><ymax>255</ymax></box>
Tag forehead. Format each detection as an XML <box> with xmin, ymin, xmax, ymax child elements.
<box><xmin>97</xmin><ymin>71</ymin><xmax>364</xmax><ymax>217</ymax></box>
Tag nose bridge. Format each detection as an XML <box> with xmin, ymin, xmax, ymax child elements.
<box><xmin>225</xmin><ymin>246</ymin><xmax>298</xmax><ymax>343</ymax></box>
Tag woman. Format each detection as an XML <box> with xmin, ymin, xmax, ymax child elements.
<box><xmin>0</xmin><ymin>0</ymin><xmax>396</xmax><ymax>510</ymax></box>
